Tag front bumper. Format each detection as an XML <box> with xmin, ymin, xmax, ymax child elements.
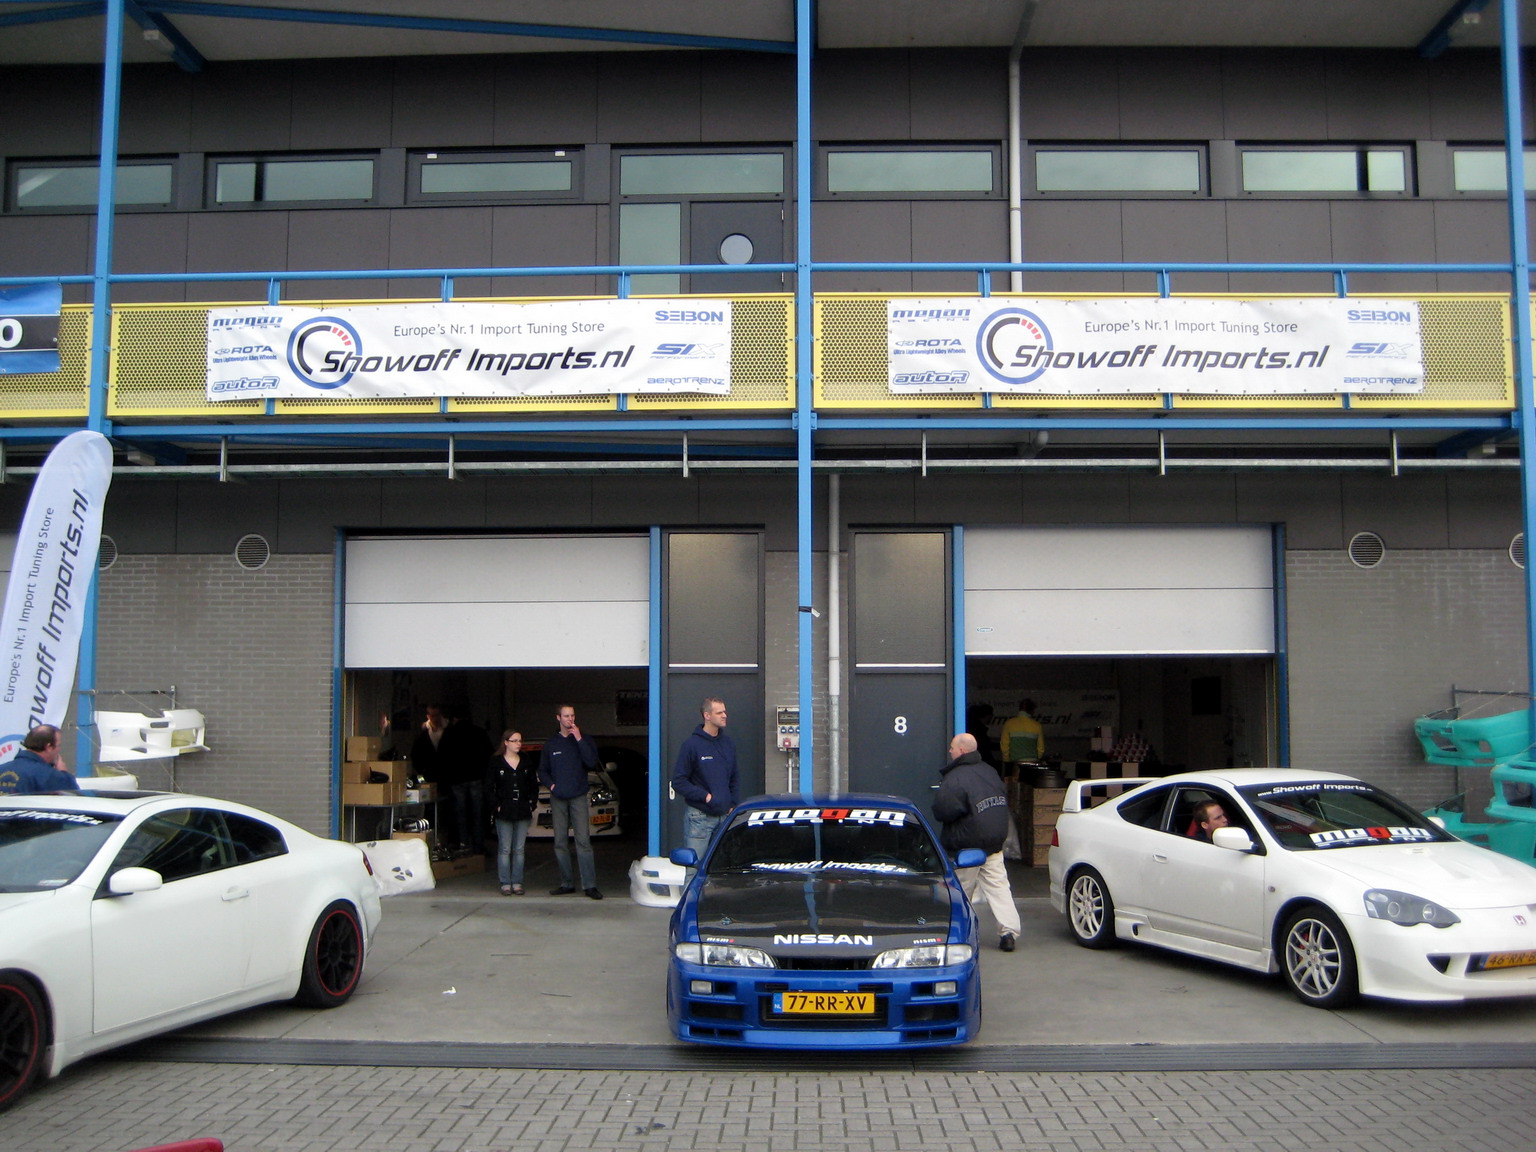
<box><xmin>1350</xmin><ymin>906</ymin><xmax>1536</xmax><ymax>1002</ymax></box>
<box><xmin>667</xmin><ymin>958</ymin><xmax>980</xmax><ymax>1048</ymax></box>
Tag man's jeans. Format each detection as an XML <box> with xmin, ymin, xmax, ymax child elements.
<box><xmin>549</xmin><ymin>792</ymin><xmax>597</xmax><ymax>889</ymax></box>
<box><xmin>684</xmin><ymin>807</ymin><xmax>724</xmax><ymax>859</ymax></box>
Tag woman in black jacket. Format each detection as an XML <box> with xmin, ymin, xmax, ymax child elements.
<box><xmin>487</xmin><ymin>730</ymin><xmax>539</xmax><ymax>894</ymax></box>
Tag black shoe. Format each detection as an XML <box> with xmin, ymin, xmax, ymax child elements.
<box><xmin>584</xmin><ymin>887</ymin><xmax>604</xmax><ymax>900</ymax></box>
<box><xmin>999</xmin><ymin>933</ymin><xmax>1017</xmax><ymax>952</ymax></box>
<box><xmin>548</xmin><ymin>885</ymin><xmax>576</xmax><ymax>895</ymax></box>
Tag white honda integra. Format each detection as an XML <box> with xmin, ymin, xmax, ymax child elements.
<box><xmin>1048</xmin><ymin>768</ymin><xmax>1536</xmax><ymax>1007</ymax></box>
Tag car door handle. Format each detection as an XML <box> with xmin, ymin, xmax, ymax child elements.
<box><xmin>1152</xmin><ymin>853</ymin><xmax>1169</xmax><ymax>863</ymax></box>
<box><xmin>221</xmin><ymin>886</ymin><xmax>250</xmax><ymax>902</ymax></box>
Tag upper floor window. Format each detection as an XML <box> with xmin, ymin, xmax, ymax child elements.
<box><xmin>1452</xmin><ymin>147</ymin><xmax>1536</xmax><ymax>193</ymax></box>
<box><xmin>212</xmin><ymin>155</ymin><xmax>375</xmax><ymax>206</ymax></box>
<box><xmin>411</xmin><ymin>150</ymin><xmax>578</xmax><ymax>201</ymax></box>
<box><xmin>1240</xmin><ymin>147</ymin><xmax>1409</xmax><ymax>194</ymax></box>
<box><xmin>618</xmin><ymin>152</ymin><xmax>784</xmax><ymax>197</ymax></box>
<box><xmin>1032</xmin><ymin>148</ymin><xmax>1204</xmax><ymax>194</ymax></box>
<box><xmin>10</xmin><ymin>159</ymin><xmax>173</xmax><ymax>211</ymax></box>
<box><xmin>823</xmin><ymin>147</ymin><xmax>997</xmax><ymax>196</ymax></box>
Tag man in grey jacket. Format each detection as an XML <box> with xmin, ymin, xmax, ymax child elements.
<box><xmin>932</xmin><ymin>731</ymin><xmax>1020</xmax><ymax>952</ymax></box>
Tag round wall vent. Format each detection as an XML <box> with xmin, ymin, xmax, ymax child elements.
<box><xmin>1347</xmin><ymin>531</ymin><xmax>1385</xmax><ymax>569</ymax></box>
<box><xmin>96</xmin><ymin>534</ymin><xmax>118</xmax><ymax>571</ymax></box>
<box><xmin>235</xmin><ymin>533</ymin><xmax>271</xmax><ymax>571</ymax></box>
<box><xmin>1512</xmin><ymin>532</ymin><xmax>1526</xmax><ymax>570</ymax></box>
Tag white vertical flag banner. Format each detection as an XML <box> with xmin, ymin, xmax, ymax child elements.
<box><xmin>0</xmin><ymin>430</ymin><xmax>114</xmax><ymax>764</ymax></box>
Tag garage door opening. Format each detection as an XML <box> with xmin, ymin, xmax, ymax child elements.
<box><xmin>344</xmin><ymin>666</ymin><xmax>649</xmax><ymax>883</ymax></box>
<box><xmin>966</xmin><ymin>655</ymin><xmax>1276</xmax><ymax>776</ymax></box>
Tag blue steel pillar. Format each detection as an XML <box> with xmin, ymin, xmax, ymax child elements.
<box><xmin>77</xmin><ymin>0</ymin><xmax>126</xmax><ymax>775</ymax></box>
<box><xmin>1502</xmin><ymin>0</ymin><xmax>1536</xmax><ymax>723</ymax></box>
<box><xmin>793</xmin><ymin>0</ymin><xmax>815</xmax><ymax>792</ymax></box>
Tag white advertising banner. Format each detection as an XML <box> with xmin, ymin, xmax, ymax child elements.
<box><xmin>0</xmin><ymin>430</ymin><xmax>113</xmax><ymax>764</ymax></box>
<box><xmin>887</xmin><ymin>297</ymin><xmax>1423</xmax><ymax>394</ymax></box>
<box><xmin>207</xmin><ymin>299</ymin><xmax>732</xmax><ymax>400</ymax></box>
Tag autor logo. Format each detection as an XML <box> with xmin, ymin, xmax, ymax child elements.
<box><xmin>287</xmin><ymin>316</ymin><xmax>363</xmax><ymax>389</ymax></box>
<box><xmin>976</xmin><ymin>307</ymin><xmax>1053</xmax><ymax>386</ymax></box>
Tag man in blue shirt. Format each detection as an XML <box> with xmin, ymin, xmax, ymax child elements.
<box><xmin>672</xmin><ymin>697</ymin><xmax>739</xmax><ymax>857</ymax></box>
<box><xmin>0</xmin><ymin>725</ymin><xmax>80</xmax><ymax>795</ymax></box>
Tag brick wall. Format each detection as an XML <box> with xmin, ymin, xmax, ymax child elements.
<box><xmin>1285</xmin><ymin>548</ymin><xmax>1528</xmax><ymax>807</ymax></box>
<box><xmin>95</xmin><ymin>554</ymin><xmax>335</xmax><ymax>834</ymax></box>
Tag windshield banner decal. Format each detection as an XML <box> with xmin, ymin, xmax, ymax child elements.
<box><xmin>206</xmin><ymin>299</ymin><xmax>731</xmax><ymax>400</ymax></box>
<box><xmin>888</xmin><ymin>297</ymin><xmax>1423</xmax><ymax>395</ymax></box>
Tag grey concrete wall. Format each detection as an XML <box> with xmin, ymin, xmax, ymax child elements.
<box><xmin>1285</xmin><ymin>548</ymin><xmax>1529</xmax><ymax>809</ymax></box>
<box><xmin>95</xmin><ymin>554</ymin><xmax>334</xmax><ymax>835</ymax></box>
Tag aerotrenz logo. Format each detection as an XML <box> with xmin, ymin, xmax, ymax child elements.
<box><xmin>976</xmin><ymin>307</ymin><xmax>1054</xmax><ymax>386</ymax></box>
<box><xmin>288</xmin><ymin>316</ymin><xmax>364</xmax><ymax>389</ymax></box>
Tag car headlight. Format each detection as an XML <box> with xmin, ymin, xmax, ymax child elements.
<box><xmin>590</xmin><ymin>788</ymin><xmax>614</xmax><ymax>803</ymax></box>
<box><xmin>1363</xmin><ymin>888</ymin><xmax>1461</xmax><ymax>928</ymax></box>
<box><xmin>674</xmin><ymin>942</ymin><xmax>776</xmax><ymax>968</ymax></box>
<box><xmin>872</xmin><ymin>944</ymin><xmax>974</xmax><ymax>968</ymax></box>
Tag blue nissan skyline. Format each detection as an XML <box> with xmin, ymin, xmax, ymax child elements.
<box><xmin>667</xmin><ymin>793</ymin><xmax>984</xmax><ymax>1048</ymax></box>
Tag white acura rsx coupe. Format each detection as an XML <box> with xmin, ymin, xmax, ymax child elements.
<box><xmin>0</xmin><ymin>790</ymin><xmax>382</xmax><ymax>1110</ymax></box>
<box><xmin>1049</xmin><ymin>768</ymin><xmax>1536</xmax><ymax>1007</ymax></box>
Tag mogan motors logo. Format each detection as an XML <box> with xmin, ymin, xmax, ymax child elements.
<box><xmin>287</xmin><ymin>316</ymin><xmax>363</xmax><ymax>390</ymax></box>
<box><xmin>976</xmin><ymin>307</ymin><xmax>1054</xmax><ymax>386</ymax></box>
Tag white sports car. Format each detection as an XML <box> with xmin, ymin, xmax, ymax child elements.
<box><xmin>1048</xmin><ymin>768</ymin><xmax>1536</xmax><ymax>1007</ymax></box>
<box><xmin>0</xmin><ymin>790</ymin><xmax>383</xmax><ymax>1110</ymax></box>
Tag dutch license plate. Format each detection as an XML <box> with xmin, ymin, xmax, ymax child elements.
<box><xmin>773</xmin><ymin>991</ymin><xmax>875</xmax><ymax>1016</ymax></box>
<box><xmin>1481</xmin><ymin>949</ymin><xmax>1536</xmax><ymax>970</ymax></box>
<box><xmin>593</xmin><ymin>813</ymin><xmax>615</xmax><ymax>825</ymax></box>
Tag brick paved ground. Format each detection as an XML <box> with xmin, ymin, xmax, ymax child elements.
<box><xmin>6</xmin><ymin>1060</ymin><xmax>1535</xmax><ymax>1152</ymax></box>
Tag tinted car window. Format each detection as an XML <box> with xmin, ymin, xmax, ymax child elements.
<box><xmin>1239</xmin><ymin>780</ymin><xmax>1455</xmax><ymax>851</ymax></box>
<box><xmin>112</xmin><ymin>808</ymin><xmax>237</xmax><ymax>882</ymax></box>
<box><xmin>1116</xmin><ymin>786</ymin><xmax>1172</xmax><ymax>830</ymax></box>
<box><xmin>711</xmin><ymin>805</ymin><xmax>944</xmax><ymax>875</ymax></box>
<box><xmin>0</xmin><ymin>809</ymin><xmax>121</xmax><ymax>891</ymax></box>
<box><xmin>224</xmin><ymin>811</ymin><xmax>288</xmax><ymax>864</ymax></box>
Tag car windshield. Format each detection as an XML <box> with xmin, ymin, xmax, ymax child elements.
<box><xmin>708</xmin><ymin>805</ymin><xmax>945</xmax><ymax>876</ymax></box>
<box><xmin>1238</xmin><ymin>780</ymin><xmax>1455</xmax><ymax>851</ymax></box>
<box><xmin>0</xmin><ymin>808</ymin><xmax>122</xmax><ymax>891</ymax></box>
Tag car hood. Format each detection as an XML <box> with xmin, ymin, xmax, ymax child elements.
<box><xmin>692</xmin><ymin>871</ymin><xmax>959</xmax><ymax>953</ymax></box>
<box><xmin>1309</xmin><ymin>841</ymin><xmax>1536</xmax><ymax>908</ymax></box>
<box><xmin>0</xmin><ymin>889</ymin><xmax>60</xmax><ymax>914</ymax></box>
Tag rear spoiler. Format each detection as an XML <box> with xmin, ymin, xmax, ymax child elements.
<box><xmin>1063</xmin><ymin>777</ymin><xmax>1157</xmax><ymax>813</ymax></box>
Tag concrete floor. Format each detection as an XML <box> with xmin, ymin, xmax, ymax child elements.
<box><xmin>175</xmin><ymin>830</ymin><xmax>1536</xmax><ymax>1051</ymax></box>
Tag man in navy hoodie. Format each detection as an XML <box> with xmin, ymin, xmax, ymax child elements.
<box><xmin>672</xmin><ymin>696</ymin><xmax>738</xmax><ymax>857</ymax></box>
<box><xmin>539</xmin><ymin>704</ymin><xmax>602</xmax><ymax>898</ymax></box>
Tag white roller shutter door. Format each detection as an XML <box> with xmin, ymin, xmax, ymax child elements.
<box><xmin>344</xmin><ymin>534</ymin><xmax>649</xmax><ymax>668</ymax></box>
<box><xmin>964</xmin><ymin>526</ymin><xmax>1275</xmax><ymax>656</ymax></box>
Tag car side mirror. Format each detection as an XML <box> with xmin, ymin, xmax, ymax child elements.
<box><xmin>107</xmin><ymin>866</ymin><xmax>164</xmax><ymax>895</ymax></box>
<box><xmin>953</xmin><ymin>848</ymin><xmax>987</xmax><ymax>869</ymax></box>
<box><xmin>669</xmin><ymin>848</ymin><xmax>698</xmax><ymax>868</ymax></box>
<box><xmin>1211</xmin><ymin>826</ymin><xmax>1255</xmax><ymax>853</ymax></box>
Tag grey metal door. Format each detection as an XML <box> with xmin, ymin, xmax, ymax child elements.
<box><xmin>848</xmin><ymin>672</ymin><xmax>951</xmax><ymax>808</ymax></box>
<box><xmin>689</xmin><ymin>201</ymin><xmax>784</xmax><ymax>293</ymax></box>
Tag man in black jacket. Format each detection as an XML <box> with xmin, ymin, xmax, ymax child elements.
<box><xmin>932</xmin><ymin>732</ymin><xmax>1021</xmax><ymax>952</ymax></box>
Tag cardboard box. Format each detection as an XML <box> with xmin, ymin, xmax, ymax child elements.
<box><xmin>343</xmin><ymin>780</ymin><xmax>406</xmax><ymax>806</ymax></box>
<box><xmin>431</xmin><ymin>854</ymin><xmax>485</xmax><ymax>880</ymax></box>
<box><xmin>392</xmin><ymin>829</ymin><xmax>435</xmax><ymax>848</ymax></box>
<box><xmin>343</xmin><ymin>760</ymin><xmax>404</xmax><ymax>784</ymax></box>
<box><xmin>346</xmin><ymin>735</ymin><xmax>385</xmax><ymax>761</ymax></box>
